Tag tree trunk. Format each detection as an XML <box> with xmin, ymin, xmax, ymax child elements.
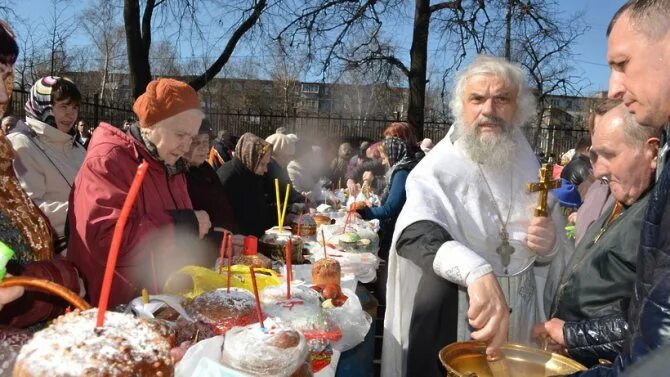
<box><xmin>504</xmin><ymin>0</ymin><xmax>513</xmax><ymax>60</ymax></box>
<box><xmin>124</xmin><ymin>0</ymin><xmax>154</xmax><ymax>98</ymax></box>
<box><xmin>407</xmin><ymin>0</ymin><xmax>430</xmax><ymax>139</ymax></box>
<box><xmin>100</xmin><ymin>52</ymin><xmax>109</xmax><ymax>101</ymax></box>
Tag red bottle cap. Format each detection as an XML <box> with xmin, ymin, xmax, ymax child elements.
<box><xmin>244</xmin><ymin>236</ymin><xmax>258</xmax><ymax>255</ymax></box>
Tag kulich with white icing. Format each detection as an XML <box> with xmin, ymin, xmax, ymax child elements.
<box><xmin>13</xmin><ymin>309</ymin><xmax>173</xmax><ymax>377</ymax></box>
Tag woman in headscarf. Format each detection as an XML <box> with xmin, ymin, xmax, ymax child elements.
<box><xmin>7</xmin><ymin>76</ymin><xmax>85</xmax><ymax>251</ymax></box>
<box><xmin>217</xmin><ymin>133</ymin><xmax>273</xmax><ymax>237</ymax></box>
<box><xmin>67</xmin><ymin>78</ymin><xmax>212</xmax><ymax>308</ymax></box>
<box><xmin>183</xmin><ymin>118</ymin><xmax>238</xmax><ymax>256</ymax></box>
<box><xmin>352</xmin><ymin>137</ymin><xmax>418</xmax><ymax>302</ymax></box>
<box><xmin>354</xmin><ymin>137</ymin><xmax>418</xmax><ymax>228</ymax></box>
<box><xmin>264</xmin><ymin>128</ymin><xmax>304</xmax><ymax>223</ymax></box>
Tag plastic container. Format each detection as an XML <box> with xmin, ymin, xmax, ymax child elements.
<box><xmin>259</xmin><ymin>227</ymin><xmax>305</xmax><ymax>264</ymax></box>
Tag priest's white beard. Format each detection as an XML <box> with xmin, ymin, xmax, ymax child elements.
<box><xmin>453</xmin><ymin>116</ymin><xmax>518</xmax><ymax>169</ymax></box>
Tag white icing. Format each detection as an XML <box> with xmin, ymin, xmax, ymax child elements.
<box><xmin>15</xmin><ymin>309</ymin><xmax>172</xmax><ymax>376</ymax></box>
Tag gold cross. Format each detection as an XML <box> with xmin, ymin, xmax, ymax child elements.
<box><xmin>526</xmin><ymin>163</ymin><xmax>561</xmax><ymax>217</ymax></box>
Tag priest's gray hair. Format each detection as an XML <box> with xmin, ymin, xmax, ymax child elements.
<box><xmin>449</xmin><ymin>55</ymin><xmax>536</xmax><ymax>127</ymax></box>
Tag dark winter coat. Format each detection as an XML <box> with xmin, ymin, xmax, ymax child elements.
<box><xmin>552</xmin><ymin>191</ymin><xmax>649</xmax><ymax>366</ymax></box>
<box><xmin>571</xmin><ymin>153</ymin><xmax>670</xmax><ymax>376</ymax></box>
<box><xmin>217</xmin><ymin>158</ymin><xmax>273</xmax><ymax>237</ymax></box>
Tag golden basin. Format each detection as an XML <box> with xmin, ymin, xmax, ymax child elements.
<box><xmin>439</xmin><ymin>341</ymin><xmax>587</xmax><ymax>377</ymax></box>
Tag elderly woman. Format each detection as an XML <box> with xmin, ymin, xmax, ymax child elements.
<box><xmin>536</xmin><ymin>104</ymin><xmax>660</xmax><ymax>366</ymax></box>
<box><xmin>67</xmin><ymin>78</ymin><xmax>211</xmax><ymax>307</ymax></box>
<box><xmin>217</xmin><ymin>133</ymin><xmax>273</xmax><ymax>237</ymax></box>
<box><xmin>183</xmin><ymin>119</ymin><xmax>238</xmax><ymax>252</ymax></box>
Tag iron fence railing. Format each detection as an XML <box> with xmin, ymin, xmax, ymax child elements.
<box><xmin>7</xmin><ymin>89</ymin><xmax>587</xmax><ymax>157</ymax></box>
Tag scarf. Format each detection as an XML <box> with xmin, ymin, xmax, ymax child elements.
<box><xmin>235</xmin><ymin>133</ymin><xmax>271</xmax><ymax>173</ymax></box>
<box><xmin>381</xmin><ymin>137</ymin><xmax>417</xmax><ymax>202</ymax></box>
<box><xmin>130</xmin><ymin>124</ymin><xmax>188</xmax><ymax>176</ymax></box>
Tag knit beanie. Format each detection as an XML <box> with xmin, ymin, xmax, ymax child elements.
<box><xmin>133</xmin><ymin>78</ymin><xmax>201</xmax><ymax>128</ymax></box>
<box><xmin>265</xmin><ymin>128</ymin><xmax>295</xmax><ymax>156</ymax></box>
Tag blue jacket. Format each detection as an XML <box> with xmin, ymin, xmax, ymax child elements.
<box><xmin>359</xmin><ymin>169</ymin><xmax>409</xmax><ymax>221</ymax></box>
<box><xmin>572</xmin><ymin>158</ymin><xmax>670</xmax><ymax>376</ymax></box>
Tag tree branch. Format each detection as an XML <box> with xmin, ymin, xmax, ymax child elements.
<box><xmin>429</xmin><ymin>0</ymin><xmax>461</xmax><ymax>14</ymax></box>
<box><xmin>189</xmin><ymin>0</ymin><xmax>267</xmax><ymax>90</ymax></box>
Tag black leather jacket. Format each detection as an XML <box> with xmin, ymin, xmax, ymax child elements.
<box><xmin>553</xmin><ymin>192</ymin><xmax>648</xmax><ymax>366</ymax></box>
<box><xmin>564</xmin><ymin>314</ymin><xmax>629</xmax><ymax>366</ymax></box>
<box><xmin>571</xmin><ymin>157</ymin><xmax>670</xmax><ymax>376</ymax></box>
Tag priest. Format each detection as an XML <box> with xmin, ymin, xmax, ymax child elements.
<box><xmin>381</xmin><ymin>55</ymin><xmax>570</xmax><ymax>377</ymax></box>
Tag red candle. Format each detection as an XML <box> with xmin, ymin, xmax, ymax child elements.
<box><xmin>285</xmin><ymin>239</ymin><xmax>292</xmax><ymax>299</ymax></box>
<box><xmin>227</xmin><ymin>233</ymin><xmax>233</xmax><ymax>293</ymax></box>
<box><xmin>249</xmin><ymin>266</ymin><xmax>264</xmax><ymax>328</ymax></box>
<box><xmin>218</xmin><ymin>232</ymin><xmax>227</xmax><ymax>275</ymax></box>
<box><xmin>97</xmin><ymin>161</ymin><xmax>149</xmax><ymax>327</ymax></box>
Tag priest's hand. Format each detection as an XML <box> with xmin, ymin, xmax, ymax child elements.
<box><xmin>194</xmin><ymin>210</ymin><xmax>212</xmax><ymax>239</ymax></box>
<box><xmin>527</xmin><ymin>216</ymin><xmax>556</xmax><ymax>256</ymax></box>
<box><xmin>467</xmin><ymin>272</ymin><xmax>510</xmax><ymax>356</ymax></box>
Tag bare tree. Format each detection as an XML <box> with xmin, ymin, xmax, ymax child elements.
<box><xmin>150</xmin><ymin>40</ymin><xmax>182</xmax><ymax>77</ymax></box>
<box><xmin>44</xmin><ymin>0</ymin><xmax>78</xmax><ymax>76</ymax></box>
<box><xmin>274</xmin><ymin>0</ymin><xmax>587</xmax><ymax>139</ymax></box>
<box><xmin>81</xmin><ymin>0</ymin><xmax>126</xmax><ymax>101</ymax></box>
<box><xmin>266</xmin><ymin>43</ymin><xmax>307</xmax><ymax>117</ymax></box>
<box><xmin>123</xmin><ymin>0</ymin><xmax>267</xmax><ymax>98</ymax></box>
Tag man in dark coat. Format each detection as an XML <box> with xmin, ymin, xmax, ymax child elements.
<box><xmin>569</xmin><ymin>1</ymin><xmax>670</xmax><ymax>375</ymax></box>
<box><xmin>535</xmin><ymin>104</ymin><xmax>660</xmax><ymax>367</ymax></box>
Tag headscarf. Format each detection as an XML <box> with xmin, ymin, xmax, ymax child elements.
<box><xmin>25</xmin><ymin>76</ymin><xmax>64</xmax><ymax>127</ymax></box>
<box><xmin>235</xmin><ymin>133</ymin><xmax>272</xmax><ymax>173</ymax></box>
<box><xmin>381</xmin><ymin>137</ymin><xmax>418</xmax><ymax>201</ymax></box>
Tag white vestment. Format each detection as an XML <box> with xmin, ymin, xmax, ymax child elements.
<box><xmin>381</xmin><ymin>126</ymin><xmax>571</xmax><ymax>377</ymax></box>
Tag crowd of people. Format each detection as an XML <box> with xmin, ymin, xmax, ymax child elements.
<box><xmin>1</xmin><ymin>0</ymin><xmax>670</xmax><ymax>376</ymax></box>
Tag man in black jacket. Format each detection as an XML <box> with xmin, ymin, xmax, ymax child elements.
<box><xmin>568</xmin><ymin>1</ymin><xmax>670</xmax><ymax>376</ymax></box>
<box><xmin>534</xmin><ymin>104</ymin><xmax>660</xmax><ymax>367</ymax></box>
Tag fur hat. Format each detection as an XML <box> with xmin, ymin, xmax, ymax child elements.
<box><xmin>265</xmin><ymin>128</ymin><xmax>295</xmax><ymax>156</ymax></box>
<box><xmin>133</xmin><ymin>78</ymin><xmax>201</xmax><ymax>128</ymax></box>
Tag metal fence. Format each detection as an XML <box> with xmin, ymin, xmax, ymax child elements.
<box><xmin>7</xmin><ymin>89</ymin><xmax>587</xmax><ymax>156</ymax></box>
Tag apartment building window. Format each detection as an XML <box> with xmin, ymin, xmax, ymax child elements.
<box><xmin>302</xmin><ymin>83</ymin><xmax>320</xmax><ymax>94</ymax></box>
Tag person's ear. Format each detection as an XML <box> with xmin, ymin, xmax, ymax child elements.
<box><xmin>646</xmin><ymin>137</ymin><xmax>661</xmax><ymax>170</ymax></box>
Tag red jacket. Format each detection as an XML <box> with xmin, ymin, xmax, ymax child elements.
<box><xmin>67</xmin><ymin>123</ymin><xmax>195</xmax><ymax>308</ymax></box>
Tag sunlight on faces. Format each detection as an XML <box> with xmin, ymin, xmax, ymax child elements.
<box><xmin>143</xmin><ymin>109</ymin><xmax>204</xmax><ymax>165</ymax></box>
<box><xmin>183</xmin><ymin>133</ymin><xmax>210</xmax><ymax>167</ymax></box>
<box><xmin>52</xmin><ymin>99</ymin><xmax>79</xmax><ymax>133</ymax></box>
<box><xmin>590</xmin><ymin>106</ymin><xmax>658</xmax><ymax>206</ymax></box>
<box><xmin>455</xmin><ymin>74</ymin><xmax>519</xmax><ymax>166</ymax></box>
<box><xmin>607</xmin><ymin>12</ymin><xmax>670</xmax><ymax>128</ymax></box>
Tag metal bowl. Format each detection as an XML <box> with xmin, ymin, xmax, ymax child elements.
<box><xmin>439</xmin><ymin>341</ymin><xmax>587</xmax><ymax>377</ymax></box>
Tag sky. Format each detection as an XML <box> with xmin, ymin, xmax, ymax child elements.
<box><xmin>9</xmin><ymin>0</ymin><xmax>625</xmax><ymax>95</ymax></box>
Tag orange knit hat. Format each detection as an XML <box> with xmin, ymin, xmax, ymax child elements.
<box><xmin>133</xmin><ymin>78</ymin><xmax>201</xmax><ymax>128</ymax></box>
